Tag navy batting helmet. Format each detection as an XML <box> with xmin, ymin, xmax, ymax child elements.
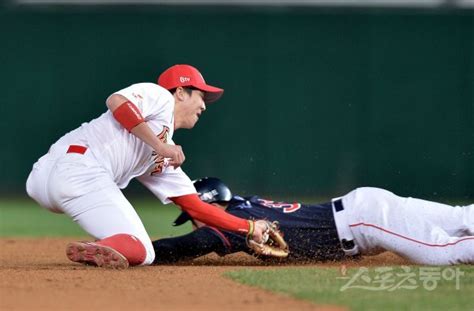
<box><xmin>173</xmin><ymin>177</ymin><xmax>232</xmax><ymax>226</ymax></box>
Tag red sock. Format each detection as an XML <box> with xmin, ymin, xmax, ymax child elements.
<box><xmin>97</xmin><ymin>234</ymin><xmax>146</xmax><ymax>266</ymax></box>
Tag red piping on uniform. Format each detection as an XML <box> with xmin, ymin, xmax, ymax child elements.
<box><xmin>349</xmin><ymin>222</ymin><xmax>474</xmax><ymax>248</ymax></box>
<box><xmin>206</xmin><ymin>226</ymin><xmax>232</xmax><ymax>249</ymax></box>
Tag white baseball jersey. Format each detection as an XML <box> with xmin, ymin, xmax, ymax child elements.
<box><xmin>27</xmin><ymin>82</ymin><xmax>197</xmax><ymax>264</ymax></box>
<box><xmin>47</xmin><ymin>82</ymin><xmax>196</xmax><ymax>203</ymax></box>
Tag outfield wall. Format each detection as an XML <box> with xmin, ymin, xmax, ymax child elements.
<box><xmin>1</xmin><ymin>5</ymin><xmax>473</xmax><ymax>199</ymax></box>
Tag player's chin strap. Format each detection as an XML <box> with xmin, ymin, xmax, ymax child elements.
<box><xmin>246</xmin><ymin>221</ymin><xmax>289</xmax><ymax>258</ymax></box>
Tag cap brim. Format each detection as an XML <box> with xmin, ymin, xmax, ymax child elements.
<box><xmin>194</xmin><ymin>84</ymin><xmax>224</xmax><ymax>103</ymax></box>
<box><xmin>173</xmin><ymin>211</ymin><xmax>192</xmax><ymax>226</ymax></box>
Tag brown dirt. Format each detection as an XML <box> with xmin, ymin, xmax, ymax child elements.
<box><xmin>0</xmin><ymin>238</ymin><xmax>408</xmax><ymax>311</ymax></box>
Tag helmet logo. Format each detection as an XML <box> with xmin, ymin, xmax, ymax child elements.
<box><xmin>199</xmin><ymin>189</ymin><xmax>219</xmax><ymax>202</ymax></box>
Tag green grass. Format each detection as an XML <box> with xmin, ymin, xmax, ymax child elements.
<box><xmin>226</xmin><ymin>266</ymin><xmax>474</xmax><ymax>310</ymax></box>
<box><xmin>3</xmin><ymin>198</ymin><xmax>474</xmax><ymax>310</ymax></box>
<box><xmin>0</xmin><ymin>198</ymin><xmax>192</xmax><ymax>238</ymax></box>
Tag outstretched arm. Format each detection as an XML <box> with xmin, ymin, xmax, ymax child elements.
<box><xmin>170</xmin><ymin>194</ymin><xmax>270</xmax><ymax>244</ymax></box>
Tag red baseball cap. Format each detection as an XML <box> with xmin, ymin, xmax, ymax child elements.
<box><xmin>157</xmin><ymin>64</ymin><xmax>224</xmax><ymax>103</ymax></box>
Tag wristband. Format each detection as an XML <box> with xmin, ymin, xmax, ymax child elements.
<box><xmin>112</xmin><ymin>101</ymin><xmax>144</xmax><ymax>132</ymax></box>
<box><xmin>247</xmin><ymin>220</ymin><xmax>254</xmax><ymax>237</ymax></box>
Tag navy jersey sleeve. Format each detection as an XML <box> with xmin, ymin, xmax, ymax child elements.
<box><xmin>152</xmin><ymin>227</ymin><xmax>249</xmax><ymax>264</ymax></box>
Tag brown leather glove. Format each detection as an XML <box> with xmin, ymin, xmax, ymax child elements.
<box><xmin>246</xmin><ymin>221</ymin><xmax>289</xmax><ymax>258</ymax></box>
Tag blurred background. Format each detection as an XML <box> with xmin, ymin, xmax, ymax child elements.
<box><xmin>1</xmin><ymin>0</ymin><xmax>473</xmax><ymax>204</ymax></box>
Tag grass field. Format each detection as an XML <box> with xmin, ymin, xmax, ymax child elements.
<box><xmin>226</xmin><ymin>267</ymin><xmax>474</xmax><ymax>311</ymax></box>
<box><xmin>2</xmin><ymin>198</ymin><xmax>473</xmax><ymax>310</ymax></box>
<box><xmin>0</xmin><ymin>198</ymin><xmax>191</xmax><ymax>237</ymax></box>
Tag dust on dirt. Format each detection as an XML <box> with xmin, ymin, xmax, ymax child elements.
<box><xmin>0</xmin><ymin>238</ymin><xmax>408</xmax><ymax>311</ymax></box>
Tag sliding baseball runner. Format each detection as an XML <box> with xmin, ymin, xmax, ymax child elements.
<box><xmin>153</xmin><ymin>177</ymin><xmax>474</xmax><ymax>265</ymax></box>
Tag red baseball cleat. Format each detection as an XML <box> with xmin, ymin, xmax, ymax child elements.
<box><xmin>66</xmin><ymin>241</ymin><xmax>129</xmax><ymax>269</ymax></box>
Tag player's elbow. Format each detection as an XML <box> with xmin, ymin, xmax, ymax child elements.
<box><xmin>106</xmin><ymin>94</ymin><xmax>129</xmax><ymax>112</ymax></box>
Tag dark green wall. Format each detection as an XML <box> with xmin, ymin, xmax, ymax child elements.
<box><xmin>1</xmin><ymin>5</ymin><xmax>473</xmax><ymax>200</ymax></box>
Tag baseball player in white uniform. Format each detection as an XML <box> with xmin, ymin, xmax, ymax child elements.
<box><xmin>332</xmin><ymin>187</ymin><xmax>473</xmax><ymax>265</ymax></box>
<box><xmin>26</xmin><ymin>64</ymin><xmax>269</xmax><ymax>269</ymax></box>
<box><xmin>156</xmin><ymin>178</ymin><xmax>473</xmax><ymax>265</ymax></box>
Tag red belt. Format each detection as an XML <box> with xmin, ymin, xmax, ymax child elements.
<box><xmin>66</xmin><ymin>145</ymin><xmax>87</xmax><ymax>154</ymax></box>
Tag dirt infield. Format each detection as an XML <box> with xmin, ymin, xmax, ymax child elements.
<box><xmin>0</xmin><ymin>238</ymin><xmax>408</xmax><ymax>311</ymax></box>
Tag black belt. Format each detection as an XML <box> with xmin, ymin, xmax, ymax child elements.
<box><xmin>333</xmin><ymin>199</ymin><xmax>357</xmax><ymax>253</ymax></box>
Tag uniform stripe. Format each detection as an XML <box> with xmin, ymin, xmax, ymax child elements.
<box><xmin>207</xmin><ymin>226</ymin><xmax>232</xmax><ymax>249</ymax></box>
<box><xmin>349</xmin><ymin>222</ymin><xmax>474</xmax><ymax>247</ymax></box>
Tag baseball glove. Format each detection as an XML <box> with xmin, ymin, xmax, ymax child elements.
<box><xmin>247</xmin><ymin>221</ymin><xmax>289</xmax><ymax>258</ymax></box>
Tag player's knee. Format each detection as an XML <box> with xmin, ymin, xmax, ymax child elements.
<box><xmin>26</xmin><ymin>171</ymin><xmax>53</xmax><ymax>211</ymax></box>
<box><xmin>26</xmin><ymin>173</ymin><xmax>35</xmax><ymax>199</ymax></box>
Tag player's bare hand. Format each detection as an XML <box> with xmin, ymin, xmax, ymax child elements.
<box><xmin>157</xmin><ymin>143</ymin><xmax>185</xmax><ymax>168</ymax></box>
<box><xmin>250</xmin><ymin>220</ymin><xmax>270</xmax><ymax>244</ymax></box>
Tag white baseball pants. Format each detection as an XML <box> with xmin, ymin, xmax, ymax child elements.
<box><xmin>337</xmin><ymin>187</ymin><xmax>473</xmax><ymax>265</ymax></box>
<box><xmin>26</xmin><ymin>149</ymin><xmax>155</xmax><ymax>265</ymax></box>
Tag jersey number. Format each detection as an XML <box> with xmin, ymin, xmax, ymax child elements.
<box><xmin>258</xmin><ymin>199</ymin><xmax>301</xmax><ymax>213</ymax></box>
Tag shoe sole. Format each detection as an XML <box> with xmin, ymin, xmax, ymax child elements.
<box><xmin>66</xmin><ymin>242</ymin><xmax>129</xmax><ymax>269</ymax></box>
